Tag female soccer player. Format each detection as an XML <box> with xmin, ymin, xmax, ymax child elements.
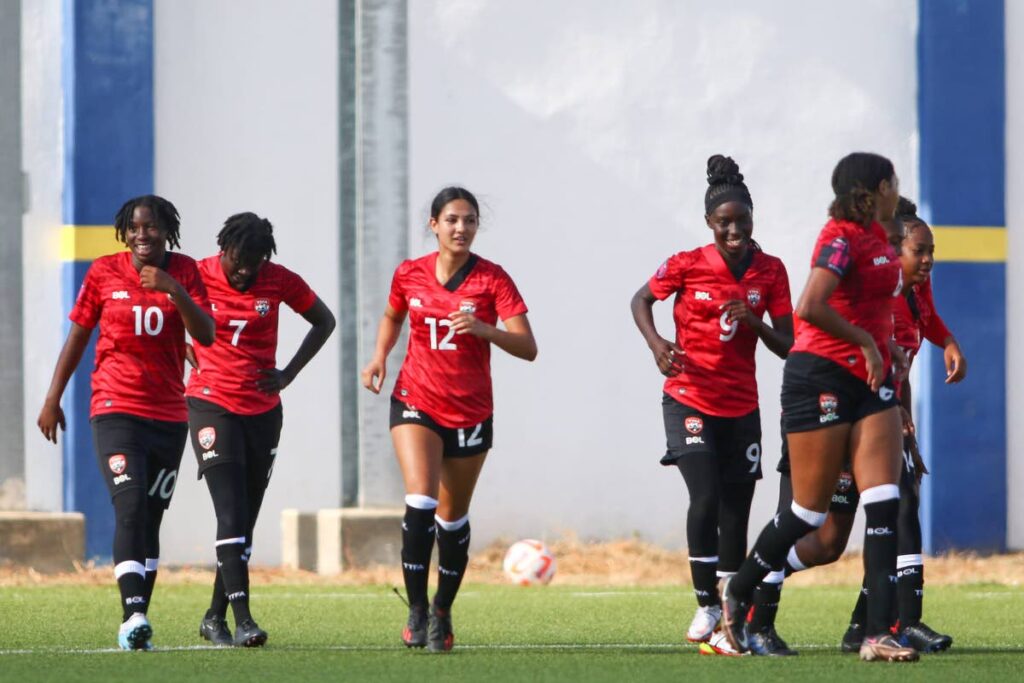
<box><xmin>630</xmin><ymin>155</ymin><xmax>793</xmax><ymax>654</ymax></box>
<box><xmin>187</xmin><ymin>212</ymin><xmax>336</xmax><ymax>647</ymax></box>
<box><xmin>362</xmin><ymin>186</ymin><xmax>537</xmax><ymax>653</ymax></box>
<box><xmin>37</xmin><ymin>195</ymin><xmax>214</xmax><ymax>650</ymax></box>
<box><xmin>719</xmin><ymin>152</ymin><xmax>920</xmax><ymax>663</ymax></box>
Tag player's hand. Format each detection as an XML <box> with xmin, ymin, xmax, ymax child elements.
<box><xmin>720</xmin><ymin>299</ymin><xmax>759</xmax><ymax>329</ymax></box>
<box><xmin>908</xmin><ymin>436</ymin><xmax>929</xmax><ymax>483</ymax></box>
<box><xmin>944</xmin><ymin>340</ymin><xmax>967</xmax><ymax>383</ymax></box>
<box><xmin>899</xmin><ymin>406</ymin><xmax>915</xmax><ymax>436</ymax></box>
<box><xmin>37</xmin><ymin>400</ymin><xmax>66</xmax><ymax>444</ymax></box>
<box><xmin>139</xmin><ymin>266</ymin><xmax>180</xmax><ymax>295</ymax></box>
<box><xmin>650</xmin><ymin>337</ymin><xmax>685</xmax><ymax>377</ymax></box>
<box><xmin>256</xmin><ymin>368</ymin><xmax>291</xmax><ymax>395</ymax></box>
<box><xmin>185</xmin><ymin>343</ymin><xmax>198</xmax><ymax>370</ymax></box>
<box><xmin>861</xmin><ymin>341</ymin><xmax>884</xmax><ymax>392</ymax></box>
<box><xmin>449</xmin><ymin>310</ymin><xmax>488</xmax><ymax>338</ymax></box>
<box><xmin>889</xmin><ymin>341</ymin><xmax>910</xmax><ymax>385</ymax></box>
<box><xmin>361</xmin><ymin>358</ymin><xmax>387</xmax><ymax>393</ymax></box>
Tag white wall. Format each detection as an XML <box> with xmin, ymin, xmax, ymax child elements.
<box><xmin>1006</xmin><ymin>1</ymin><xmax>1023</xmax><ymax>551</ymax></box>
<box><xmin>408</xmin><ymin>0</ymin><xmax>918</xmax><ymax>551</ymax></box>
<box><xmin>154</xmin><ymin>0</ymin><xmax>340</xmax><ymax>564</ymax></box>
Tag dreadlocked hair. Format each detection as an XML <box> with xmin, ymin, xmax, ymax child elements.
<box><xmin>828</xmin><ymin>152</ymin><xmax>894</xmax><ymax>226</ymax></box>
<box><xmin>705</xmin><ymin>154</ymin><xmax>753</xmax><ymax>215</ymax></box>
<box><xmin>217</xmin><ymin>212</ymin><xmax>277</xmax><ymax>263</ymax></box>
<box><xmin>114</xmin><ymin>195</ymin><xmax>181</xmax><ymax>249</ymax></box>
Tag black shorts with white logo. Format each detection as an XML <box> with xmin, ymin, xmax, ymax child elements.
<box><xmin>389</xmin><ymin>397</ymin><xmax>493</xmax><ymax>458</ymax></box>
<box><xmin>660</xmin><ymin>394</ymin><xmax>763</xmax><ymax>482</ymax></box>
<box><xmin>91</xmin><ymin>413</ymin><xmax>188</xmax><ymax>509</ymax></box>
<box><xmin>781</xmin><ymin>352</ymin><xmax>899</xmax><ymax>434</ymax></box>
<box><xmin>187</xmin><ymin>397</ymin><xmax>283</xmax><ymax>480</ymax></box>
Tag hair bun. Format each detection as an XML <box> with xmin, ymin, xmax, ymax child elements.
<box><xmin>707</xmin><ymin>154</ymin><xmax>744</xmax><ymax>187</ymax></box>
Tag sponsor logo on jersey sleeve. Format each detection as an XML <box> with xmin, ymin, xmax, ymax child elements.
<box><xmin>198</xmin><ymin>427</ymin><xmax>216</xmax><ymax>450</ymax></box>
<box><xmin>108</xmin><ymin>454</ymin><xmax>127</xmax><ymax>474</ymax></box>
<box><xmin>255</xmin><ymin>298</ymin><xmax>271</xmax><ymax>317</ymax></box>
<box><xmin>655</xmin><ymin>261</ymin><xmax>668</xmax><ymax>279</ymax></box>
<box><xmin>684</xmin><ymin>416</ymin><xmax>703</xmax><ymax>434</ymax></box>
<box><xmin>694</xmin><ymin>291</ymin><xmax>712</xmax><ymax>301</ymax></box>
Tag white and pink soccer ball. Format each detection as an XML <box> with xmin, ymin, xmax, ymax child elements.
<box><xmin>502</xmin><ymin>539</ymin><xmax>556</xmax><ymax>586</ymax></box>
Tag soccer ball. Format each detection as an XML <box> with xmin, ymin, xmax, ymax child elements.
<box><xmin>502</xmin><ymin>539</ymin><xmax>556</xmax><ymax>586</ymax></box>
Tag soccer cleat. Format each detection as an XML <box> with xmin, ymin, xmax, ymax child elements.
<box><xmin>840</xmin><ymin>622</ymin><xmax>864</xmax><ymax>653</ymax></box>
<box><xmin>402</xmin><ymin>604</ymin><xmax>428</xmax><ymax>648</ymax></box>
<box><xmin>748</xmin><ymin>626</ymin><xmax>799</xmax><ymax>656</ymax></box>
<box><xmin>686</xmin><ymin>605</ymin><xmax>722</xmax><ymax>643</ymax></box>
<box><xmin>426</xmin><ymin>605</ymin><xmax>454</xmax><ymax>653</ymax></box>
<box><xmin>859</xmin><ymin>634</ymin><xmax>920</xmax><ymax>662</ymax></box>
<box><xmin>698</xmin><ymin>630</ymin><xmax>746</xmax><ymax>656</ymax></box>
<box><xmin>898</xmin><ymin>622</ymin><xmax>953</xmax><ymax>653</ymax></box>
<box><xmin>117</xmin><ymin>612</ymin><xmax>153</xmax><ymax>651</ymax></box>
<box><xmin>232</xmin><ymin>618</ymin><xmax>268</xmax><ymax>648</ymax></box>
<box><xmin>199</xmin><ymin>615</ymin><xmax>233</xmax><ymax>647</ymax></box>
<box><xmin>719</xmin><ymin>576</ymin><xmax>749</xmax><ymax>653</ymax></box>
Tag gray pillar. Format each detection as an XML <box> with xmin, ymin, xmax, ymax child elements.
<box><xmin>339</xmin><ymin>0</ymin><xmax>408</xmax><ymax>508</ymax></box>
<box><xmin>0</xmin><ymin>0</ymin><xmax>24</xmax><ymax>509</ymax></box>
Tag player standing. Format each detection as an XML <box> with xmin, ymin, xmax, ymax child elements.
<box><xmin>630</xmin><ymin>155</ymin><xmax>793</xmax><ymax>655</ymax></box>
<box><xmin>37</xmin><ymin>195</ymin><xmax>214</xmax><ymax>650</ymax></box>
<box><xmin>187</xmin><ymin>212</ymin><xmax>336</xmax><ymax>647</ymax></box>
<box><xmin>362</xmin><ymin>186</ymin><xmax>537</xmax><ymax>653</ymax></box>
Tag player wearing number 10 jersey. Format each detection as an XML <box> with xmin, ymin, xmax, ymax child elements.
<box><xmin>631</xmin><ymin>156</ymin><xmax>794</xmax><ymax>656</ymax></box>
<box><xmin>186</xmin><ymin>213</ymin><xmax>336</xmax><ymax>647</ymax></box>
<box><xmin>362</xmin><ymin>187</ymin><xmax>537</xmax><ymax>653</ymax></box>
<box><xmin>37</xmin><ymin>195</ymin><xmax>215</xmax><ymax>651</ymax></box>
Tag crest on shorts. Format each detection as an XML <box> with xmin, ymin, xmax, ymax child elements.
<box><xmin>819</xmin><ymin>393</ymin><xmax>838</xmax><ymax>414</ymax></box>
<box><xmin>684</xmin><ymin>416</ymin><xmax>703</xmax><ymax>435</ymax></box>
<box><xmin>254</xmin><ymin>298</ymin><xmax>271</xmax><ymax>317</ymax></box>
<box><xmin>836</xmin><ymin>471</ymin><xmax>854</xmax><ymax>493</ymax></box>
<box><xmin>746</xmin><ymin>288</ymin><xmax>762</xmax><ymax>308</ymax></box>
<box><xmin>198</xmin><ymin>427</ymin><xmax>216</xmax><ymax>450</ymax></box>
<box><xmin>108</xmin><ymin>454</ymin><xmax>126</xmax><ymax>475</ymax></box>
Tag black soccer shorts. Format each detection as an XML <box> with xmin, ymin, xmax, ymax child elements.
<box><xmin>187</xmin><ymin>397</ymin><xmax>282</xmax><ymax>481</ymax></box>
<box><xmin>782</xmin><ymin>352</ymin><xmax>899</xmax><ymax>434</ymax></box>
<box><xmin>660</xmin><ymin>394</ymin><xmax>763</xmax><ymax>482</ymax></box>
<box><xmin>91</xmin><ymin>413</ymin><xmax>188</xmax><ymax>509</ymax></box>
<box><xmin>389</xmin><ymin>397</ymin><xmax>493</xmax><ymax>458</ymax></box>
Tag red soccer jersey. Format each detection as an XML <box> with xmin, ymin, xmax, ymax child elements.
<box><xmin>893</xmin><ymin>292</ymin><xmax>921</xmax><ymax>361</ymax></box>
<box><xmin>790</xmin><ymin>219</ymin><xmax>902</xmax><ymax>382</ymax></box>
<box><xmin>185</xmin><ymin>256</ymin><xmax>318</xmax><ymax>415</ymax></box>
<box><xmin>913</xmin><ymin>278</ymin><xmax>952</xmax><ymax>347</ymax></box>
<box><xmin>389</xmin><ymin>252</ymin><xmax>528</xmax><ymax>428</ymax></box>
<box><xmin>69</xmin><ymin>251</ymin><xmax>210</xmax><ymax>422</ymax></box>
<box><xmin>648</xmin><ymin>244</ymin><xmax>792</xmax><ymax>417</ymax></box>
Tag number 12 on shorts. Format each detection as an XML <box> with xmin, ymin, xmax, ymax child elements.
<box><xmin>458</xmin><ymin>423</ymin><xmax>483</xmax><ymax>448</ymax></box>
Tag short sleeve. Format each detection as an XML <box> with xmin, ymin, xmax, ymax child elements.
<box><xmin>916</xmin><ymin>280</ymin><xmax>953</xmax><ymax>346</ymax></box>
<box><xmin>647</xmin><ymin>252</ymin><xmax>690</xmax><ymax>301</ymax></box>
<box><xmin>767</xmin><ymin>260</ymin><xmax>793</xmax><ymax>318</ymax></box>
<box><xmin>68</xmin><ymin>262</ymin><xmax>104</xmax><ymax>329</ymax></box>
<box><xmin>388</xmin><ymin>261</ymin><xmax>410</xmax><ymax>313</ymax></box>
<box><xmin>279</xmin><ymin>266</ymin><xmax>317</xmax><ymax>314</ymax></box>
<box><xmin>180</xmin><ymin>259</ymin><xmax>212</xmax><ymax>314</ymax></box>
<box><xmin>493</xmin><ymin>267</ymin><xmax>528</xmax><ymax>320</ymax></box>
<box><xmin>812</xmin><ymin>228</ymin><xmax>852</xmax><ymax>279</ymax></box>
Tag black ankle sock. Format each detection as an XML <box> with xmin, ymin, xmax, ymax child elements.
<box><xmin>749</xmin><ymin>580</ymin><xmax>782</xmax><ymax>631</ymax></box>
<box><xmin>897</xmin><ymin>563</ymin><xmax>924</xmax><ymax>628</ymax></box>
<box><xmin>730</xmin><ymin>508</ymin><xmax>820</xmax><ymax>600</ymax></box>
<box><xmin>433</xmin><ymin>520</ymin><xmax>470</xmax><ymax>611</ymax></box>
<box><xmin>689</xmin><ymin>560</ymin><xmax>719</xmax><ymax>607</ymax></box>
<box><xmin>863</xmin><ymin>498</ymin><xmax>899</xmax><ymax>635</ymax></box>
<box><xmin>402</xmin><ymin>505</ymin><xmax>437</xmax><ymax>608</ymax></box>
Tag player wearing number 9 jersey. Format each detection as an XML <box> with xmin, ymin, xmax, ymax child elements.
<box><xmin>362</xmin><ymin>186</ymin><xmax>537</xmax><ymax>653</ymax></box>
<box><xmin>631</xmin><ymin>156</ymin><xmax>794</xmax><ymax>655</ymax></box>
<box><xmin>185</xmin><ymin>212</ymin><xmax>336</xmax><ymax>648</ymax></box>
<box><xmin>37</xmin><ymin>195</ymin><xmax>215</xmax><ymax>651</ymax></box>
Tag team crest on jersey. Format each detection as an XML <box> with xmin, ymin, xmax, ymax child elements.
<box><xmin>746</xmin><ymin>288</ymin><xmax>761</xmax><ymax>308</ymax></box>
<box><xmin>655</xmin><ymin>260</ymin><xmax>668</xmax><ymax>279</ymax></box>
<box><xmin>198</xmin><ymin>427</ymin><xmax>217</xmax><ymax>450</ymax></box>
<box><xmin>836</xmin><ymin>471</ymin><xmax>854</xmax><ymax>493</ymax></box>
<box><xmin>108</xmin><ymin>454</ymin><xmax>126</xmax><ymax>475</ymax></box>
<box><xmin>819</xmin><ymin>393</ymin><xmax>838</xmax><ymax>414</ymax></box>
<box><xmin>459</xmin><ymin>300</ymin><xmax>476</xmax><ymax>314</ymax></box>
<box><xmin>684</xmin><ymin>417</ymin><xmax>703</xmax><ymax>435</ymax></box>
<box><xmin>255</xmin><ymin>298</ymin><xmax>271</xmax><ymax>317</ymax></box>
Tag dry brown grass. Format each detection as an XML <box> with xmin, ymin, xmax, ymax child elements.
<box><xmin>2</xmin><ymin>537</ymin><xmax>1021</xmax><ymax>588</ymax></box>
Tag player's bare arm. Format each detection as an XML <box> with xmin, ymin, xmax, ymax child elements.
<box><xmin>362</xmin><ymin>304</ymin><xmax>407</xmax><ymax>393</ymax></box>
<box><xmin>139</xmin><ymin>265</ymin><xmax>215</xmax><ymax>346</ymax></box>
<box><xmin>449</xmin><ymin>311</ymin><xmax>537</xmax><ymax>361</ymax></box>
<box><xmin>630</xmin><ymin>283</ymin><xmax>684</xmax><ymax>377</ymax></box>
<box><xmin>257</xmin><ymin>297</ymin><xmax>337</xmax><ymax>395</ymax></box>
<box><xmin>37</xmin><ymin>322</ymin><xmax>93</xmax><ymax>443</ymax></box>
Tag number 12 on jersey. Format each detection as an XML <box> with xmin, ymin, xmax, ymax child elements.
<box><xmin>425</xmin><ymin>317</ymin><xmax>457</xmax><ymax>351</ymax></box>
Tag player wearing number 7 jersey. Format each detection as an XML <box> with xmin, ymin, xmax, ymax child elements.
<box><xmin>362</xmin><ymin>186</ymin><xmax>537</xmax><ymax>653</ymax></box>
<box><xmin>631</xmin><ymin>156</ymin><xmax>794</xmax><ymax>656</ymax></box>
<box><xmin>37</xmin><ymin>195</ymin><xmax>215</xmax><ymax>651</ymax></box>
<box><xmin>185</xmin><ymin>212</ymin><xmax>335</xmax><ymax>647</ymax></box>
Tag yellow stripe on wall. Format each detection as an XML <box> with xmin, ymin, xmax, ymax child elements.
<box><xmin>59</xmin><ymin>225</ymin><xmax>126</xmax><ymax>261</ymax></box>
<box><xmin>931</xmin><ymin>226</ymin><xmax>1006</xmax><ymax>263</ymax></box>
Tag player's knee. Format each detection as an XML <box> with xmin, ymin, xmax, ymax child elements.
<box><xmin>113</xmin><ymin>488</ymin><xmax>146</xmax><ymax>534</ymax></box>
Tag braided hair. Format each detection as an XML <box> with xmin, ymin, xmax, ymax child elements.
<box><xmin>829</xmin><ymin>152</ymin><xmax>894</xmax><ymax>226</ymax></box>
<box><xmin>217</xmin><ymin>212</ymin><xmax>277</xmax><ymax>263</ymax></box>
<box><xmin>705</xmin><ymin>155</ymin><xmax>753</xmax><ymax>215</ymax></box>
<box><xmin>114</xmin><ymin>195</ymin><xmax>181</xmax><ymax>249</ymax></box>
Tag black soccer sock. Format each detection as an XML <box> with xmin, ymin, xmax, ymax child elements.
<box><xmin>749</xmin><ymin>571</ymin><xmax>785</xmax><ymax>631</ymax></box>
<box><xmin>208</xmin><ymin>570</ymin><xmax>229</xmax><ymax>620</ymax></box>
<box><xmin>850</xmin><ymin>579</ymin><xmax>868</xmax><ymax>626</ymax></box>
<box><xmin>689</xmin><ymin>558</ymin><xmax>720</xmax><ymax>607</ymax></box>
<box><xmin>402</xmin><ymin>496</ymin><xmax>438</xmax><ymax>609</ymax></box>
<box><xmin>897</xmin><ymin>556</ymin><xmax>924</xmax><ymax>628</ymax></box>
<box><xmin>141</xmin><ymin>500</ymin><xmax>165</xmax><ymax>615</ymax></box>
<box><xmin>112</xmin><ymin>488</ymin><xmax>148</xmax><ymax>619</ymax></box>
<box><xmin>729</xmin><ymin>502</ymin><xmax>826</xmax><ymax>601</ymax></box>
<box><xmin>433</xmin><ymin>515</ymin><xmax>471</xmax><ymax>611</ymax></box>
<box><xmin>115</xmin><ymin>562</ymin><xmax>148</xmax><ymax>620</ymax></box>
<box><xmin>143</xmin><ymin>559</ymin><xmax>158</xmax><ymax>614</ymax></box>
<box><xmin>861</xmin><ymin>485</ymin><xmax>900</xmax><ymax>636</ymax></box>
<box><xmin>216</xmin><ymin>540</ymin><xmax>252</xmax><ymax>625</ymax></box>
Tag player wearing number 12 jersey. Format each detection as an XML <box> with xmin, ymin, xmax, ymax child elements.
<box><xmin>186</xmin><ymin>213</ymin><xmax>336</xmax><ymax>647</ymax></box>
<box><xmin>631</xmin><ymin>156</ymin><xmax>793</xmax><ymax>655</ymax></box>
<box><xmin>37</xmin><ymin>196</ymin><xmax>215</xmax><ymax>651</ymax></box>
<box><xmin>362</xmin><ymin>187</ymin><xmax>537</xmax><ymax>653</ymax></box>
